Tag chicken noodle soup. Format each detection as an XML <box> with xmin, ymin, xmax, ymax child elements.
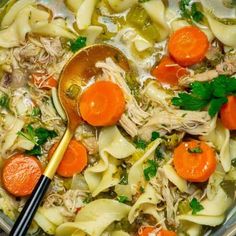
<box><xmin>0</xmin><ymin>0</ymin><xmax>236</xmax><ymax>235</ymax></box>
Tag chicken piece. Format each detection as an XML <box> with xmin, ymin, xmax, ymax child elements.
<box><xmin>140</xmin><ymin>107</ymin><xmax>216</xmax><ymax>138</ymax></box>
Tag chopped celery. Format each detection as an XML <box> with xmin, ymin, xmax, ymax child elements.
<box><xmin>127</xmin><ymin>5</ymin><xmax>160</xmax><ymax>42</ymax></box>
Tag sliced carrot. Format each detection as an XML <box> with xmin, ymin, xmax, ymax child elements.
<box><xmin>220</xmin><ymin>96</ymin><xmax>236</xmax><ymax>130</ymax></box>
<box><xmin>32</xmin><ymin>73</ymin><xmax>57</xmax><ymax>89</ymax></box>
<box><xmin>79</xmin><ymin>81</ymin><xmax>125</xmax><ymax>126</ymax></box>
<box><xmin>2</xmin><ymin>154</ymin><xmax>43</xmax><ymax>197</ymax></box>
<box><xmin>137</xmin><ymin>227</ymin><xmax>176</xmax><ymax>236</ymax></box>
<box><xmin>137</xmin><ymin>226</ymin><xmax>155</xmax><ymax>236</ymax></box>
<box><xmin>152</xmin><ymin>56</ymin><xmax>189</xmax><ymax>85</ymax></box>
<box><xmin>168</xmin><ymin>26</ymin><xmax>209</xmax><ymax>66</ymax></box>
<box><xmin>173</xmin><ymin>140</ymin><xmax>217</xmax><ymax>182</ymax></box>
<box><xmin>48</xmin><ymin>139</ymin><xmax>88</xmax><ymax>177</ymax></box>
<box><xmin>158</xmin><ymin>230</ymin><xmax>177</xmax><ymax>236</ymax></box>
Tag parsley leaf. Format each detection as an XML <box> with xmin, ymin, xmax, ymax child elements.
<box><xmin>69</xmin><ymin>36</ymin><xmax>87</xmax><ymax>53</ymax></box>
<box><xmin>179</xmin><ymin>0</ymin><xmax>203</xmax><ymax>23</ymax></box>
<box><xmin>189</xmin><ymin>198</ymin><xmax>204</xmax><ymax>215</ymax></box>
<box><xmin>0</xmin><ymin>94</ymin><xmax>10</xmax><ymax>109</ymax></box>
<box><xmin>117</xmin><ymin>195</ymin><xmax>129</xmax><ymax>203</ymax></box>
<box><xmin>25</xmin><ymin>145</ymin><xmax>42</xmax><ymax>156</ymax></box>
<box><xmin>31</xmin><ymin>107</ymin><xmax>41</xmax><ymax>117</ymax></box>
<box><xmin>191</xmin><ymin>3</ymin><xmax>204</xmax><ymax>22</ymax></box>
<box><xmin>134</xmin><ymin>138</ymin><xmax>148</xmax><ymax>149</ymax></box>
<box><xmin>18</xmin><ymin>125</ymin><xmax>57</xmax><ymax>156</ymax></box>
<box><xmin>138</xmin><ymin>0</ymin><xmax>150</xmax><ymax>2</ymax></box>
<box><xmin>143</xmin><ymin>160</ymin><xmax>158</xmax><ymax>181</ymax></box>
<box><xmin>151</xmin><ymin>131</ymin><xmax>160</xmax><ymax>141</ymax></box>
<box><xmin>155</xmin><ymin>147</ymin><xmax>164</xmax><ymax>160</ymax></box>
<box><xmin>172</xmin><ymin>75</ymin><xmax>236</xmax><ymax>117</ymax></box>
<box><xmin>188</xmin><ymin>146</ymin><xmax>202</xmax><ymax>153</ymax></box>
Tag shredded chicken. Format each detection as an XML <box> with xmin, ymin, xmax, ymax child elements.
<box><xmin>139</xmin><ymin>107</ymin><xmax>216</xmax><ymax>139</ymax></box>
<box><xmin>179</xmin><ymin>51</ymin><xmax>236</xmax><ymax>87</ymax></box>
<box><xmin>75</xmin><ymin>123</ymin><xmax>98</xmax><ymax>155</ymax></box>
<box><xmin>96</xmin><ymin>58</ymin><xmax>150</xmax><ymax>137</ymax></box>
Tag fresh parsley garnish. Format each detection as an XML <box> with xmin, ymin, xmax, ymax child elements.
<box><xmin>31</xmin><ymin>107</ymin><xmax>41</xmax><ymax>117</ymax></box>
<box><xmin>143</xmin><ymin>160</ymin><xmax>158</xmax><ymax>181</ymax></box>
<box><xmin>138</xmin><ymin>0</ymin><xmax>150</xmax><ymax>3</ymax></box>
<box><xmin>69</xmin><ymin>36</ymin><xmax>87</xmax><ymax>53</ymax></box>
<box><xmin>0</xmin><ymin>94</ymin><xmax>9</xmax><ymax>109</ymax></box>
<box><xmin>179</xmin><ymin>0</ymin><xmax>204</xmax><ymax>23</ymax></box>
<box><xmin>117</xmin><ymin>195</ymin><xmax>129</xmax><ymax>203</ymax></box>
<box><xmin>134</xmin><ymin>138</ymin><xmax>148</xmax><ymax>149</ymax></box>
<box><xmin>151</xmin><ymin>131</ymin><xmax>160</xmax><ymax>141</ymax></box>
<box><xmin>18</xmin><ymin>125</ymin><xmax>57</xmax><ymax>156</ymax></box>
<box><xmin>119</xmin><ymin>172</ymin><xmax>128</xmax><ymax>185</ymax></box>
<box><xmin>25</xmin><ymin>145</ymin><xmax>42</xmax><ymax>156</ymax></box>
<box><xmin>189</xmin><ymin>198</ymin><xmax>204</xmax><ymax>215</ymax></box>
<box><xmin>172</xmin><ymin>75</ymin><xmax>236</xmax><ymax>117</ymax></box>
<box><xmin>155</xmin><ymin>147</ymin><xmax>164</xmax><ymax>160</ymax></box>
<box><xmin>188</xmin><ymin>146</ymin><xmax>203</xmax><ymax>153</ymax></box>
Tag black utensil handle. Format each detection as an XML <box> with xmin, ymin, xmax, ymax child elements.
<box><xmin>9</xmin><ymin>175</ymin><xmax>51</xmax><ymax>236</ymax></box>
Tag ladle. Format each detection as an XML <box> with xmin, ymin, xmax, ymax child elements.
<box><xmin>9</xmin><ymin>44</ymin><xmax>130</xmax><ymax>236</ymax></box>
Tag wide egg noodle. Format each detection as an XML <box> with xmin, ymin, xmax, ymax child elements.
<box><xmin>162</xmin><ymin>164</ymin><xmax>188</xmax><ymax>193</ymax></box>
<box><xmin>31</xmin><ymin>19</ymin><xmax>76</xmax><ymax>39</ymax></box>
<box><xmin>84</xmin><ymin>126</ymin><xmax>136</xmax><ymax>196</ymax></box>
<box><xmin>1</xmin><ymin>0</ymin><xmax>34</xmax><ymax>28</ymax></box>
<box><xmin>128</xmin><ymin>138</ymin><xmax>162</xmax><ymax>193</ymax></box>
<box><xmin>201</xmin><ymin>119</ymin><xmax>231</xmax><ymax>172</ymax></box>
<box><xmin>55</xmin><ymin>199</ymin><xmax>131</xmax><ymax>236</ymax></box>
<box><xmin>205</xmin><ymin>12</ymin><xmax>236</xmax><ymax>48</ymax></box>
<box><xmin>0</xmin><ymin>6</ymin><xmax>31</xmax><ymax>48</ymax></box>
<box><xmin>128</xmin><ymin>184</ymin><xmax>160</xmax><ymax>223</ymax></box>
<box><xmin>178</xmin><ymin>187</ymin><xmax>232</xmax><ymax>227</ymax></box>
<box><xmin>107</xmin><ymin>0</ymin><xmax>137</xmax><ymax>12</ymax></box>
<box><xmin>141</xmin><ymin>0</ymin><xmax>170</xmax><ymax>41</ymax></box>
<box><xmin>76</xmin><ymin>0</ymin><xmax>97</xmax><ymax>30</ymax></box>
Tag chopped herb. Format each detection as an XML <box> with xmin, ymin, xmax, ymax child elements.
<box><xmin>151</xmin><ymin>131</ymin><xmax>160</xmax><ymax>141</ymax></box>
<box><xmin>155</xmin><ymin>147</ymin><xmax>164</xmax><ymax>160</ymax></box>
<box><xmin>134</xmin><ymin>138</ymin><xmax>148</xmax><ymax>149</ymax></box>
<box><xmin>18</xmin><ymin>125</ymin><xmax>57</xmax><ymax>156</ymax></box>
<box><xmin>191</xmin><ymin>3</ymin><xmax>204</xmax><ymax>22</ymax></box>
<box><xmin>188</xmin><ymin>146</ymin><xmax>203</xmax><ymax>153</ymax></box>
<box><xmin>179</xmin><ymin>0</ymin><xmax>203</xmax><ymax>23</ymax></box>
<box><xmin>0</xmin><ymin>94</ymin><xmax>9</xmax><ymax>109</ymax></box>
<box><xmin>143</xmin><ymin>160</ymin><xmax>158</xmax><ymax>181</ymax></box>
<box><xmin>189</xmin><ymin>198</ymin><xmax>204</xmax><ymax>215</ymax></box>
<box><xmin>119</xmin><ymin>172</ymin><xmax>128</xmax><ymax>185</ymax></box>
<box><xmin>69</xmin><ymin>36</ymin><xmax>87</xmax><ymax>53</ymax></box>
<box><xmin>31</xmin><ymin>107</ymin><xmax>41</xmax><ymax>117</ymax></box>
<box><xmin>172</xmin><ymin>75</ymin><xmax>236</xmax><ymax>117</ymax></box>
<box><xmin>83</xmin><ymin>195</ymin><xmax>92</xmax><ymax>204</ymax></box>
<box><xmin>117</xmin><ymin>195</ymin><xmax>129</xmax><ymax>203</ymax></box>
<box><xmin>25</xmin><ymin>145</ymin><xmax>42</xmax><ymax>156</ymax></box>
<box><xmin>231</xmin><ymin>158</ymin><xmax>236</xmax><ymax>167</ymax></box>
<box><xmin>138</xmin><ymin>0</ymin><xmax>150</xmax><ymax>2</ymax></box>
<box><xmin>139</xmin><ymin>186</ymin><xmax>145</xmax><ymax>193</ymax></box>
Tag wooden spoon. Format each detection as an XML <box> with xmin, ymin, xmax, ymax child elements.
<box><xmin>9</xmin><ymin>44</ymin><xmax>129</xmax><ymax>236</ymax></box>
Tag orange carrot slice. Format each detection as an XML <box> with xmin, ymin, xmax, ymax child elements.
<box><xmin>79</xmin><ymin>81</ymin><xmax>125</xmax><ymax>126</ymax></box>
<box><xmin>168</xmin><ymin>26</ymin><xmax>209</xmax><ymax>66</ymax></box>
<box><xmin>48</xmin><ymin>140</ymin><xmax>88</xmax><ymax>178</ymax></box>
<box><xmin>173</xmin><ymin>140</ymin><xmax>217</xmax><ymax>182</ymax></box>
<box><xmin>2</xmin><ymin>154</ymin><xmax>43</xmax><ymax>197</ymax></box>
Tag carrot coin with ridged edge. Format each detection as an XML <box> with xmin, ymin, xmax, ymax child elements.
<box><xmin>168</xmin><ymin>26</ymin><xmax>209</xmax><ymax>66</ymax></box>
<box><xmin>220</xmin><ymin>96</ymin><xmax>236</xmax><ymax>130</ymax></box>
<box><xmin>48</xmin><ymin>139</ymin><xmax>88</xmax><ymax>178</ymax></box>
<box><xmin>2</xmin><ymin>154</ymin><xmax>43</xmax><ymax>197</ymax></box>
<box><xmin>173</xmin><ymin>140</ymin><xmax>217</xmax><ymax>182</ymax></box>
<box><xmin>137</xmin><ymin>226</ymin><xmax>177</xmax><ymax>236</ymax></box>
<box><xmin>79</xmin><ymin>80</ymin><xmax>125</xmax><ymax>126</ymax></box>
